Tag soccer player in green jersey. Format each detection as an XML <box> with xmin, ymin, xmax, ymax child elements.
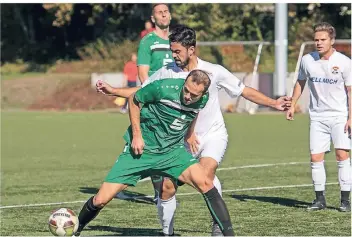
<box><xmin>97</xmin><ymin>24</ymin><xmax>292</xmax><ymax>236</ymax></box>
<box><xmin>138</xmin><ymin>4</ymin><xmax>173</xmax><ymax>82</ymax></box>
<box><xmin>137</xmin><ymin>3</ymin><xmax>174</xmax><ymax>204</ymax></box>
<box><xmin>75</xmin><ymin>70</ymin><xmax>235</xmax><ymax>236</ymax></box>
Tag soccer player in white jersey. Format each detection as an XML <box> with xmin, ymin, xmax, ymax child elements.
<box><xmin>97</xmin><ymin>25</ymin><xmax>292</xmax><ymax>235</ymax></box>
<box><xmin>287</xmin><ymin>22</ymin><xmax>351</xmax><ymax>212</ymax></box>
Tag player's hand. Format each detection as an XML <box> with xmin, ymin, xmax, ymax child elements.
<box><xmin>96</xmin><ymin>80</ymin><xmax>115</xmax><ymax>96</ymax></box>
<box><xmin>186</xmin><ymin>132</ymin><xmax>200</xmax><ymax>154</ymax></box>
<box><xmin>344</xmin><ymin>118</ymin><xmax>351</xmax><ymax>138</ymax></box>
<box><xmin>275</xmin><ymin>96</ymin><xmax>292</xmax><ymax>111</ymax></box>
<box><xmin>286</xmin><ymin>107</ymin><xmax>295</xmax><ymax>121</ymax></box>
<box><xmin>131</xmin><ymin>135</ymin><xmax>145</xmax><ymax>155</ymax></box>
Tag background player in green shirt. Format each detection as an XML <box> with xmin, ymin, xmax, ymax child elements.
<box><xmin>137</xmin><ymin>3</ymin><xmax>174</xmax><ymax>203</ymax></box>
<box><xmin>138</xmin><ymin>3</ymin><xmax>173</xmax><ymax>82</ymax></box>
<box><xmin>75</xmin><ymin>70</ymin><xmax>235</xmax><ymax>236</ymax></box>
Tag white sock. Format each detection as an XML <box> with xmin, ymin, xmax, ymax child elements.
<box><xmin>338</xmin><ymin>158</ymin><xmax>351</xmax><ymax>191</ymax></box>
<box><xmin>311</xmin><ymin>161</ymin><xmax>326</xmax><ymax>191</ymax></box>
<box><xmin>213</xmin><ymin>175</ymin><xmax>222</xmax><ymax>197</ymax></box>
<box><xmin>157</xmin><ymin>195</ymin><xmax>176</xmax><ymax>235</ymax></box>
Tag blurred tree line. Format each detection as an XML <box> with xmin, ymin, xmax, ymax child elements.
<box><xmin>1</xmin><ymin>3</ymin><xmax>351</xmax><ymax>66</ymax></box>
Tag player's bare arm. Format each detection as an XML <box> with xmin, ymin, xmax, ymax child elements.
<box><xmin>138</xmin><ymin>65</ymin><xmax>150</xmax><ymax>84</ymax></box>
<box><xmin>128</xmin><ymin>93</ymin><xmax>144</xmax><ymax>155</ymax></box>
<box><xmin>185</xmin><ymin>114</ymin><xmax>200</xmax><ymax>154</ymax></box>
<box><xmin>286</xmin><ymin>80</ymin><xmax>307</xmax><ymax>120</ymax></box>
<box><xmin>241</xmin><ymin>86</ymin><xmax>292</xmax><ymax>111</ymax></box>
<box><xmin>96</xmin><ymin>80</ymin><xmax>140</xmax><ymax>98</ymax></box>
<box><xmin>344</xmin><ymin>85</ymin><xmax>351</xmax><ymax>135</ymax></box>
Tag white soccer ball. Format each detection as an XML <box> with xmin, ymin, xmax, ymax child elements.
<box><xmin>48</xmin><ymin>208</ymin><xmax>79</xmax><ymax>236</ymax></box>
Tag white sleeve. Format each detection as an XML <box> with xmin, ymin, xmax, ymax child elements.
<box><xmin>298</xmin><ymin>58</ymin><xmax>308</xmax><ymax>81</ymax></box>
<box><xmin>342</xmin><ymin>58</ymin><xmax>352</xmax><ymax>86</ymax></box>
<box><xmin>141</xmin><ymin>68</ymin><xmax>164</xmax><ymax>88</ymax></box>
<box><xmin>216</xmin><ymin>65</ymin><xmax>245</xmax><ymax>97</ymax></box>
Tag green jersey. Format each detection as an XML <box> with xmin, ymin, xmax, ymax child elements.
<box><xmin>123</xmin><ymin>79</ymin><xmax>209</xmax><ymax>154</ymax></box>
<box><xmin>137</xmin><ymin>32</ymin><xmax>174</xmax><ymax>77</ymax></box>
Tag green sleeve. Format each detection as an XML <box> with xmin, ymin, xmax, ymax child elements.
<box><xmin>134</xmin><ymin>81</ymin><xmax>161</xmax><ymax>104</ymax></box>
<box><xmin>137</xmin><ymin>38</ymin><xmax>151</xmax><ymax>66</ymax></box>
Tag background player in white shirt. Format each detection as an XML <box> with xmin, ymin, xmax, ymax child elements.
<box><xmin>97</xmin><ymin>25</ymin><xmax>292</xmax><ymax>235</ymax></box>
<box><xmin>287</xmin><ymin>22</ymin><xmax>351</xmax><ymax>212</ymax></box>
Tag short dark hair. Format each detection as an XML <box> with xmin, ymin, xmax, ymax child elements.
<box><xmin>152</xmin><ymin>4</ymin><xmax>169</xmax><ymax>14</ymax></box>
<box><xmin>169</xmin><ymin>25</ymin><xmax>196</xmax><ymax>48</ymax></box>
<box><xmin>186</xmin><ymin>69</ymin><xmax>211</xmax><ymax>93</ymax></box>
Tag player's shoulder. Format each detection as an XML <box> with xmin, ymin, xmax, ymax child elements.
<box><xmin>155</xmin><ymin>78</ymin><xmax>184</xmax><ymax>98</ymax></box>
<box><xmin>197</xmin><ymin>58</ymin><xmax>228</xmax><ymax>79</ymax></box>
<box><xmin>198</xmin><ymin>58</ymin><xmax>221</xmax><ymax>70</ymax></box>
<box><xmin>139</xmin><ymin>32</ymin><xmax>157</xmax><ymax>45</ymax></box>
<box><xmin>158</xmin><ymin>78</ymin><xmax>184</xmax><ymax>88</ymax></box>
<box><xmin>302</xmin><ymin>51</ymin><xmax>320</xmax><ymax>63</ymax></box>
<box><xmin>148</xmin><ymin>77</ymin><xmax>183</xmax><ymax>86</ymax></box>
<box><xmin>333</xmin><ymin>51</ymin><xmax>351</xmax><ymax>62</ymax></box>
<box><xmin>156</xmin><ymin>63</ymin><xmax>184</xmax><ymax>78</ymax></box>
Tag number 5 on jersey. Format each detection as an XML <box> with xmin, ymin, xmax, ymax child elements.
<box><xmin>170</xmin><ymin>115</ymin><xmax>187</xmax><ymax>130</ymax></box>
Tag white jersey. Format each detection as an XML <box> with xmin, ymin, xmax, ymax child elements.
<box><xmin>143</xmin><ymin>58</ymin><xmax>245</xmax><ymax>138</ymax></box>
<box><xmin>298</xmin><ymin>50</ymin><xmax>351</xmax><ymax>120</ymax></box>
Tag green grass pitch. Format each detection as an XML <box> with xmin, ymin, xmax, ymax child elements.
<box><xmin>1</xmin><ymin>111</ymin><xmax>350</xmax><ymax>236</ymax></box>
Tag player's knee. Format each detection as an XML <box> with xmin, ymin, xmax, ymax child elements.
<box><xmin>199</xmin><ymin>157</ymin><xmax>218</xmax><ymax>179</ymax></box>
<box><xmin>335</xmin><ymin>149</ymin><xmax>349</xmax><ymax>161</ymax></box>
<box><xmin>311</xmin><ymin>153</ymin><xmax>325</xmax><ymax>162</ymax></box>
<box><xmin>93</xmin><ymin>195</ymin><xmax>110</xmax><ymax>208</ymax></box>
<box><xmin>205</xmin><ymin>169</ymin><xmax>216</xmax><ymax>181</ymax></box>
<box><xmin>161</xmin><ymin>179</ymin><xmax>176</xmax><ymax>199</ymax></box>
<box><xmin>198</xmin><ymin>177</ymin><xmax>214</xmax><ymax>193</ymax></box>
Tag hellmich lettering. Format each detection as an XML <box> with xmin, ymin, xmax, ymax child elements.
<box><xmin>309</xmin><ymin>77</ymin><xmax>338</xmax><ymax>84</ymax></box>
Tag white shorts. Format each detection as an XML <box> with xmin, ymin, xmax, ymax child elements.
<box><xmin>310</xmin><ymin>117</ymin><xmax>351</xmax><ymax>154</ymax></box>
<box><xmin>186</xmin><ymin>132</ymin><xmax>228</xmax><ymax>164</ymax></box>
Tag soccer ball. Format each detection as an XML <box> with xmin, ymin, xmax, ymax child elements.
<box><xmin>48</xmin><ymin>208</ymin><xmax>79</xmax><ymax>236</ymax></box>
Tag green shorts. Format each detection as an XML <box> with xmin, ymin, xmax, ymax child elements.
<box><xmin>104</xmin><ymin>144</ymin><xmax>198</xmax><ymax>186</ymax></box>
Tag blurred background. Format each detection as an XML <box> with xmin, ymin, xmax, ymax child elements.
<box><xmin>1</xmin><ymin>3</ymin><xmax>351</xmax><ymax>112</ymax></box>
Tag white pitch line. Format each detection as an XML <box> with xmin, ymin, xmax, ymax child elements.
<box><xmin>0</xmin><ymin>200</ymin><xmax>86</xmax><ymax>209</ymax></box>
<box><xmin>0</xmin><ymin>182</ymin><xmax>338</xmax><ymax>209</ymax></box>
<box><xmin>138</xmin><ymin>161</ymin><xmax>323</xmax><ymax>182</ymax></box>
<box><xmin>174</xmin><ymin>182</ymin><xmax>338</xmax><ymax>197</ymax></box>
<box><xmin>217</xmin><ymin>161</ymin><xmax>310</xmax><ymax>171</ymax></box>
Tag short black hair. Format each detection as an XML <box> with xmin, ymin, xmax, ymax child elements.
<box><xmin>169</xmin><ymin>25</ymin><xmax>196</xmax><ymax>48</ymax></box>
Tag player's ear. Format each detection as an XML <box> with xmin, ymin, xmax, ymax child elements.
<box><xmin>188</xmin><ymin>46</ymin><xmax>195</xmax><ymax>56</ymax></box>
<box><xmin>331</xmin><ymin>38</ymin><xmax>335</xmax><ymax>46</ymax></box>
<box><xmin>151</xmin><ymin>16</ymin><xmax>155</xmax><ymax>23</ymax></box>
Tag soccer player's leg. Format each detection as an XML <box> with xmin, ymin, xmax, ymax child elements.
<box><xmin>198</xmin><ymin>134</ymin><xmax>228</xmax><ymax>196</ymax></box>
<box><xmin>157</xmin><ymin>178</ymin><xmax>177</xmax><ymax>236</ymax></box>
<box><xmin>151</xmin><ymin>175</ymin><xmax>164</xmax><ymax>203</ymax></box>
<box><xmin>331</xmin><ymin>117</ymin><xmax>351</xmax><ymax>212</ymax></box>
<box><xmin>74</xmin><ymin>182</ymin><xmax>127</xmax><ymax>236</ymax></box>
<box><xmin>160</xmin><ymin>146</ymin><xmax>234</xmax><ymax>236</ymax></box>
<box><xmin>178</xmin><ymin>163</ymin><xmax>234</xmax><ymax>236</ymax></box>
<box><xmin>74</xmin><ymin>144</ymin><xmax>150</xmax><ymax>236</ymax></box>
<box><xmin>308</xmin><ymin>120</ymin><xmax>331</xmax><ymax>211</ymax></box>
<box><xmin>198</xmin><ymin>134</ymin><xmax>228</xmax><ymax>236</ymax></box>
<box><xmin>157</xmin><ymin>135</ymin><xmax>228</xmax><ymax>236</ymax></box>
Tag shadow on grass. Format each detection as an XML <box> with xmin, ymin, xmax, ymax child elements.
<box><xmin>88</xmin><ymin>225</ymin><xmax>199</xmax><ymax>236</ymax></box>
<box><xmin>229</xmin><ymin>194</ymin><xmax>339</xmax><ymax>211</ymax></box>
<box><xmin>79</xmin><ymin>187</ymin><xmax>155</xmax><ymax>205</ymax></box>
